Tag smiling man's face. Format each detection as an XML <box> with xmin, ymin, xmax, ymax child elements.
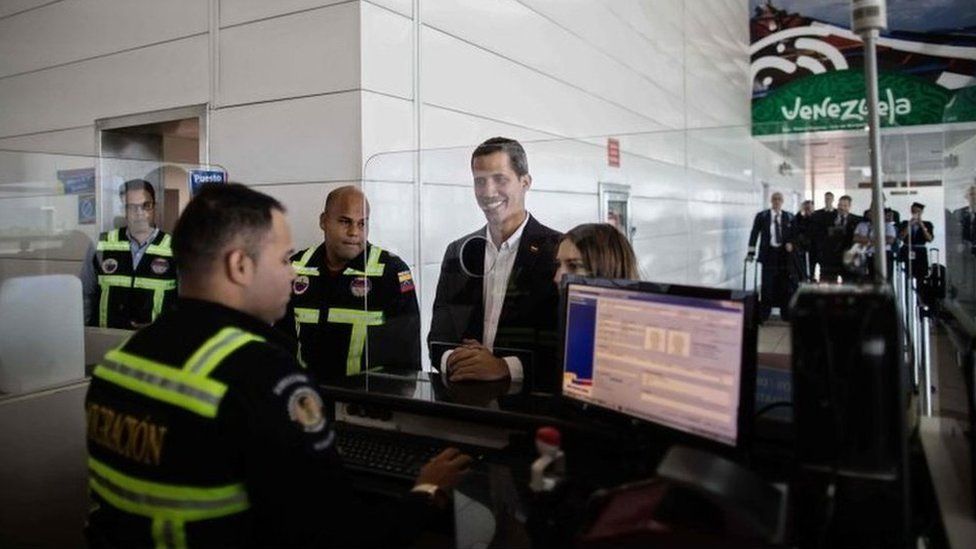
<box><xmin>472</xmin><ymin>151</ymin><xmax>529</xmax><ymax>228</ymax></box>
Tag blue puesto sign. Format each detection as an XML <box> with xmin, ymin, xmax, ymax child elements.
<box><xmin>188</xmin><ymin>169</ymin><xmax>227</xmax><ymax>196</ymax></box>
<box><xmin>57</xmin><ymin>168</ymin><xmax>95</xmax><ymax>195</ymax></box>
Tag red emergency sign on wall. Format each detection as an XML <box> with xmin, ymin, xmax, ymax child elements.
<box><xmin>607</xmin><ymin>138</ymin><xmax>620</xmax><ymax>168</ymax></box>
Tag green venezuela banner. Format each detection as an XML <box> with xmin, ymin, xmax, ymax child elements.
<box><xmin>750</xmin><ymin>1</ymin><xmax>976</xmax><ymax>136</ymax></box>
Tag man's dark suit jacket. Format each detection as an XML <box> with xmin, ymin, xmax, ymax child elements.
<box><xmin>955</xmin><ymin>207</ymin><xmax>976</xmax><ymax>245</ymax></box>
<box><xmin>748</xmin><ymin>209</ymin><xmax>795</xmax><ymax>263</ymax></box>
<box><xmin>428</xmin><ymin>214</ymin><xmax>561</xmax><ymax>392</ymax></box>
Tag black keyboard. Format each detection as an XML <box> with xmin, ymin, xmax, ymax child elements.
<box><xmin>335</xmin><ymin>424</ymin><xmax>455</xmax><ymax>481</ymax></box>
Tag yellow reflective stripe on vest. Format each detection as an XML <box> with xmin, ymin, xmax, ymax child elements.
<box><xmin>97</xmin><ymin>240</ymin><xmax>131</xmax><ymax>252</ymax></box>
<box><xmin>97</xmin><ymin>275</ymin><xmax>132</xmax><ymax>328</ymax></box>
<box><xmin>133</xmin><ymin>278</ymin><xmax>176</xmax><ymax>292</ymax></box>
<box><xmin>294</xmin><ymin>308</ymin><xmax>320</xmax><ymax>324</ymax></box>
<box><xmin>97</xmin><ymin>228</ymin><xmax>128</xmax><ymax>251</ymax></box>
<box><xmin>184</xmin><ymin>328</ymin><xmax>264</xmax><ymax>377</ymax></box>
<box><xmin>135</xmin><ymin>278</ymin><xmax>176</xmax><ymax>321</ymax></box>
<box><xmin>98</xmin><ymin>275</ymin><xmax>135</xmax><ymax>287</ymax></box>
<box><xmin>342</xmin><ymin>246</ymin><xmax>385</xmax><ymax>277</ymax></box>
<box><xmin>93</xmin><ymin>329</ymin><xmax>263</xmax><ymax>417</ymax></box>
<box><xmin>88</xmin><ymin>457</ymin><xmax>249</xmax><ymax>523</ymax></box>
<box><xmin>292</xmin><ymin>308</ymin><xmax>321</xmax><ymax>369</ymax></box>
<box><xmin>292</xmin><ymin>245</ymin><xmax>320</xmax><ymax>277</ymax></box>
<box><xmin>327</xmin><ymin>308</ymin><xmax>384</xmax><ymax>376</ymax></box>
<box><xmin>94</xmin><ymin>350</ymin><xmax>228</xmax><ymax>418</ymax></box>
<box><xmin>152</xmin><ymin>517</ymin><xmax>187</xmax><ymax>549</ymax></box>
<box><xmin>96</xmin><ymin>277</ymin><xmax>176</xmax><ymax>326</ymax></box>
<box><xmin>146</xmin><ymin>234</ymin><xmax>173</xmax><ymax>257</ymax></box>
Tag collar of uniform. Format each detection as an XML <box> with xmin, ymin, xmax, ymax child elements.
<box><xmin>313</xmin><ymin>241</ymin><xmax>373</xmax><ymax>270</ymax></box>
<box><xmin>486</xmin><ymin>213</ymin><xmax>531</xmax><ymax>252</ymax></box>
<box><xmin>126</xmin><ymin>226</ymin><xmax>159</xmax><ymax>247</ymax></box>
<box><xmin>175</xmin><ymin>298</ymin><xmax>290</xmax><ymax>347</ymax></box>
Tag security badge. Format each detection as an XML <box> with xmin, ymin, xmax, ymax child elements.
<box><xmin>287</xmin><ymin>386</ymin><xmax>326</xmax><ymax>433</ymax></box>
<box><xmin>293</xmin><ymin>275</ymin><xmax>310</xmax><ymax>295</ymax></box>
<box><xmin>350</xmin><ymin>276</ymin><xmax>371</xmax><ymax>298</ymax></box>
<box><xmin>150</xmin><ymin>257</ymin><xmax>170</xmax><ymax>275</ymax></box>
<box><xmin>101</xmin><ymin>258</ymin><xmax>118</xmax><ymax>274</ymax></box>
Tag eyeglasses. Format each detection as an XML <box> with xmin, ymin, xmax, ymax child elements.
<box><xmin>125</xmin><ymin>202</ymin><xmax>155</xmax><ymax>213</ymax></box>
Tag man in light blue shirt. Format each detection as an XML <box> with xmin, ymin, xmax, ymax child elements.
<box><xmin>79</xmin><ymin>179</ymin><xmax>177</xmax><ymax>329</ymax></box>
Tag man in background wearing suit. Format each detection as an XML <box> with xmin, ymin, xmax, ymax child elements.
<box><xmin>820</xmin><ymin>195</ymin><xmax>860</xmax><ymax>283</ymax></box>
<box><xmin>949</xmin><ymin>185</ymin><xmax>976</xmax><ymax>303</ymax></box>
<box><xmin>748</xmin><ymin>192</ymin><xmax>795</xmax><ymax>322</ymax></box>
<box><xmin>793</xmin><ymin>199</ymin><xmax>816</xmax><ymax>282</ymax></box>
<box><xmin>810</xmin><ymin>191</ymin><xmax>837</xmax><ymax>278</ymax></box>
<box><xmin>428</xmin><ymin>137</ymin><xmax>561</xmax><ymax>392</ymax></box>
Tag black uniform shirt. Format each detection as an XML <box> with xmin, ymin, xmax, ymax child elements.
<box><xmin>86</xmin><ymin>299</ymin><xmax>433</xmax><ymax>548</ymax></box>
<box><xmin>277</xmin><ymin>242</ymin><xmax>420</xmax><ymax>383</ymax></box>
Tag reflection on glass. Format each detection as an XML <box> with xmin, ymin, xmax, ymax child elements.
<box><xmin>0</xmin><ymin>150</ymin><xmax>224</xmax><ymax>398</ymax></box>
<box><xmin>81</xmin><ymin>178</ymin><xmax>177</xmax><ymax>330</ymax></box>
<box><xmin>275</xmin><ymin>186</ymin><xmax>421</xmax><ymax>385</ymax></box>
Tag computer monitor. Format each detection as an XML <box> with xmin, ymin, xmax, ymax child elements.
<box><xmin>560</xmin><ymin>277</ymin><xmax>756</xmax><ymax>449</ymax></box>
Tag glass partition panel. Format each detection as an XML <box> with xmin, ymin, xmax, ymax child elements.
<box><xmin>0</xmin><ymin>149</ymin><xmax>225</xmax><ymax>398</ymax></box>
<box><xmin>943</xmin><ymin>126</ymin><xmax>976</xmax><ymax>317</ymax></box>
<box><xmin>347</xmin><ymin>123</ymin><xmax>956</xmax><ymax>404</ymax></box>
<box><xmin>355</xmin><ymin>126</ymin><xmax>803</xmax><ymax>401</ymax></box>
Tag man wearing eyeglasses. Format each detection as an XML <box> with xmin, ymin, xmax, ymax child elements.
<box><xmin>80</xmin><ymin>179</ymin><xmax>178</xmax><ymax>329</ymax></box>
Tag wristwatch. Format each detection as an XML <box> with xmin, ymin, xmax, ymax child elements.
<box><xmin>411</xmin><ymin>483</ymin><xmax>444</xmax><ymax>501</ymax></box>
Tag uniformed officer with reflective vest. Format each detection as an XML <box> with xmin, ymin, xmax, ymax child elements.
<box><xmin>80</xmin><ymin>179</ymin><xmax>177</xmax><ymax>329</ymax></box>
<box><xmin>84</xmin><ymin>183</ymin><xmax>470</xmax><ymax>548</ymax></box>
<box><xmin>276</xmin><ymin>186</ymin><xmax>421</xmax><ymax>382</ymax></box>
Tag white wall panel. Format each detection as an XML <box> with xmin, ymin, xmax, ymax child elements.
<box><xmin>602</xmin><ymin>0</ymin><xmax>684</xmax><ymax>51</ymax></box>
<box><xmin>210</xmin><ymin>92</ymin><xmax>362</xmax><ymax>185</ymax></box>
<box><xmin>361</xmin><ymin>180</ymin><xmax>416</xmax><ymax>265</ymax></box>
<box><xmin>423</xmin><ymin>0</ymin><xmax>682</xmax><ymax>128</ymax></box>
<box><xmin>633</xmin><ymin>231</ymin><xmax>692</xmax><ymax>281</ymax></box>
<box><xmin>0</xmin><ymin>0</ymin><xmax>206</xmax><ymax>78</ymax></box>
<box><xmin>219</xmin><ymin>2</ymin><xmax>359</xmax><ymax>106</ymax></box>
<box><xmin>684</xmin><ymin>0</ymin><xmax>749</xmax><ymax>128</ymax></box>
<box><xmin>252</xmin><ymin>181</ymin><xmax>351</xmax><ymax>252</ymax></box>
<box><xmin>421</xmin><ymin>26</ymin><xmax>669</xmax><ymax>138</ymax></box>
<box><xmin>420</xmin><ymin>183</ymin><xmax>483</xmax><ymax>267</ymax></box>
<box><xmin>537</xmin><ymin>0</ymin><xmax>685</xmax><ymax>104</ymax></box>
<box><xmin>219</xmin><ymin>0</ymin><xmax>347</xmax><ymax>28</ymax></box>
<box><xmin>361</xmin><ymin>1</ymin><xmax>413</xmax><ymax>99</ymax></box>
<box><xmin>0</xmin><ymin>0</ymin><xmax>53</xmax><ymax>19</ymax></box>
<box><xmin>525</xmin><ymin>190</ymin><xmax>598</xmax><ymax>235</ymax></box>
<box><xmin>420</xmin><ymin>105</ymin><xmax>558</xmax><ymax>150</ymax></box>
<box><xmin>0</xmin><ymin>35</ymin><xmax>208</xmax><ymax>138</ymax></box>
<box><xmin>366</xmin><ymin>0</ymin><xmax>412</xmax><ymax>18</ymax></box>
<box><xmin>362</xmin><ymin>92</ymin><xmax>414</xmax><ymax>165</ymax></box>
<box><xmin>0</xmin><ymin>127</ymin><xmax>95</xmax><ymax>156</ymax></box>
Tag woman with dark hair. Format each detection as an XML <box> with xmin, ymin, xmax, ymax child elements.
<box><xmin>553</xmin><ymin>223</ymin><xmax>639</xmax><ymax>285</ymax></box>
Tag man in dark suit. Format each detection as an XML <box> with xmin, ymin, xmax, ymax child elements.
<box><xmin>748</xmin><ymin>192</ymin><xmax>795</xmax><ymax>322</ymax></box>
<box><xmin>820</xmin><ymin>195</ymin><xmax>860</xmax><ymax>282</ymax></box>
<box><xmin>949</xmin><ymin>185</ymin><xmax>976</xmax><ymax>302</ymax></box>
<box><xmin>428</xmin><ymin>137</ymin><xmax>561</xmax><ymax>392</ymax></box>
<box><xmin>953</xmin><ymin>185</ymin><xmax>976</xmax><ymax>254</ymax></box>
<box><xmin>897</xmin><ymin>202</ymin><xmax>934</xmax><ymax>283</ymax></box>
<box><xmin>810</xmin><ymin>191</ymin><xmax>837</xmax><ymax>277</ymax></box>
<box><xmin>793</xmin><ymin>199</ymin><xmax>816</xmax><ymax>282</ymax></box>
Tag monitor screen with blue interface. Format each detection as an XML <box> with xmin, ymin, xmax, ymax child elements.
<box><xmin>562</xmin><ymin>283</ymin><xmax>746</xmax><ymax>446</ymax></box>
